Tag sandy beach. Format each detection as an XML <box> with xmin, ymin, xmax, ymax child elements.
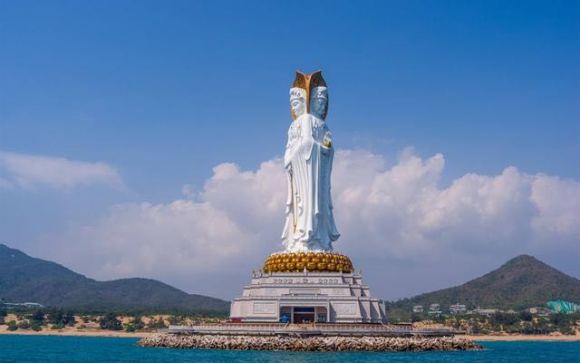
<box><xmin>1</xmin><ymin>325</ymin><xmax>578</xmax><ymax>341</ymax></box>
<box><xmin>0</xmin><ymin>325</ymin><xmax>153</xmax><ymax>338</ymax></box>
<box><xmin>2</xmin><ymin>314</ymin><xmax>578</xmax><ymax>341</ymax></box>
<box><xmin>0</xmin><ymin>313</ymin><xmax>164</xmax><ymax>338</ymax></box>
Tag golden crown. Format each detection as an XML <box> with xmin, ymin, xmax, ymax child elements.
<box><xmin>290</xmin><ymin>70</ymin><xmax>328</xmax><ymax>120</ymax></box>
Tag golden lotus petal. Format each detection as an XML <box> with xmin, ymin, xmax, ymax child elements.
<box><xmin>261</xmin><ymin>252</ymin><xmax>354</xmax><ymax>273</ymax></box>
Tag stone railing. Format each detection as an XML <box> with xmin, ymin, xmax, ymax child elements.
<box><xmin>167</xmin><ymin>323</ymin><xmax>457</xmax><ymax>337</ymax></box>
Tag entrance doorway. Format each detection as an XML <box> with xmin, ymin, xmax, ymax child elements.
<box><xmin>279</xmin><ymin>306</ymin><xmax>330</xmax><ymax>323</ymax></box>
<box><xmin>293</xmin><ymin>307</ymin><xmax>315</xmax><ymax>323</ymax></box>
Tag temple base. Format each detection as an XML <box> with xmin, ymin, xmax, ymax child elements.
<box><xmin>230</xmin><ymin>270</ymin><xmax>386</xmax><ymax>324</ymax></box>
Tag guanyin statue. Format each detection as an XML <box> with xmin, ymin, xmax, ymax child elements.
<box><xmin>230</xmin><ymin>72</ymin><xmax>385</xmax><ymax>326</ymax></box>
<box><xmin>281</xmin><ymin>71</ymin><xmax>340</xmax><ymax>252</ymax></box>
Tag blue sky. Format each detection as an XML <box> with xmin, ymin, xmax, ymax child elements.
<box><xmin>1</xmin><ymin>1</ymin><xmax>579</xmax><ymax>299</ymax></box>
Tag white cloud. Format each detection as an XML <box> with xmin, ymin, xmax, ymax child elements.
<box><xmin>52</xmin><ymin>149</ymin><xmax>580</xmax><ymax>300</ymax></box>
<box><xmin>530</xmin><ymin>175</ymin><xmax>580</xmax><ymax>237</ymax></box>
<box><xmin>0</xmin><ymin>151</ymin><xmax>123</xmax><ymax>189</ymax></box>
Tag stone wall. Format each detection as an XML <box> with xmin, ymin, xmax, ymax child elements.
<box><xmin>138</xmin><ymin>333</ymin><xmax>482</xmax><ymax>352</ymax></box>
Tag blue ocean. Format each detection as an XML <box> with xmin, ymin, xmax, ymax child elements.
<box><xmin>0</xmin><ymin>336</ymin><xmax>579</xmax><ymax>363</ymax></box>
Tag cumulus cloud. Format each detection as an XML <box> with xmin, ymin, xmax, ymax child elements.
<box><xmin>0</xmin><ymin>151</ymin><xmax>123</xmax><ymax>189</ymax></box>
<box><xmin>54</xmin><ymin>149</ymin><xmax>580</xmax><ymax>300</ymax></box>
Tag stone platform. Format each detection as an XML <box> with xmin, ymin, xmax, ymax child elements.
<box><xmin>229</xmin><ymin>269</ymin><xmax>386</xmax><ymax>323</ymax></box>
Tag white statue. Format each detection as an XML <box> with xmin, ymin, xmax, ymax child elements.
<box><xmin>281</xmin><ymin>71</ymin><xmax>340</xmax><ymax>252</ymax></box>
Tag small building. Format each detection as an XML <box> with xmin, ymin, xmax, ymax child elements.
<box><xmin>547</xmin><ymin>300</ymin><xmax>580</xmax><ymax>314</ymax></box>
<box><xmin>528</xmin><ymin>306</ymin><xmax>551</xmax><ymax>316</ymax></box>
<box><xmin>2</xmin><ymin>302</ymin><xmax>44</xmax><ymax>309</ymax></box>
<box><xmin>412</xmin><ymin>305</ymin><xmax>424</xmax><ymax>313</ymax></box>
<box><xmin>473</xmin><ymin>308</ymin><xmax>498</xmax><ymax>316</ymax></box>
<box><xmin>428</xmin><ymin>303</ymin><xmax>442</xmax><ymax>316</ymax></box>
<box><xmin>449</xmin><ymin>304</ymin><xmax>467</xmax><ymax>314</ymax></box>
<box><xmin>429</xmin><ymin>303</ymin><xmax>440</xmax><ymax>311</ymax></box>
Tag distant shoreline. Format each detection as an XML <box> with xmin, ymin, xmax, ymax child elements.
<box><xmin>465</xmin><ymin>334</ymin><xmax>580</xmax><ymax>342</ymax></box>
<box><xmin>1</xmin><ymin>329</ymin><xmax>579</xmax><ymax>342</ymax></box>
<box><xmin>0</xmin><ymin>328</ymin><xmax>153</xmax><ymax>338</ymax></box>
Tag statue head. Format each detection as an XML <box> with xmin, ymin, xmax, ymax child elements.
<box><xmin>289</xmin><ymin>88</ymin><xmax>307</xmax><ymax>120</ymax></box>
<box><xmin>310</xmin><ymin>86</ymin><xmax>328</xmax><ymax>120</ymax></box>
<box><xmin>290</xmin><ymin>70</ymin><xmax>328</xmax><ymax>120</ymax></box>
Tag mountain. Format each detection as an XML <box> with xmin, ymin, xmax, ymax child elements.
<box><xmin>0</xmin><ymin>243</ymin><xmax>229</xmax><ymax>314</ymax></box>
<box><xmin>388</xmin><ymin>255</ymin><xmax>580</xmax><ymax>314</ymax></box>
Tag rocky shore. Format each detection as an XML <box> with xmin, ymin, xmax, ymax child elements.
<box><xmin>138</xmin><ymin>333</ymin><xmax>482</xmax><ymax>352</ymax></box>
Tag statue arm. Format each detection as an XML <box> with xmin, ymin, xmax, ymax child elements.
<box><xmin>285</xmin><ymin>167</ymin><xmax>293</xmax><ymax>213</ymax></box>
<box><xmin>302</xmin><ymin>116</ymin><xmax>316</xmax><ymax>161</ymax></box>
<box><xmin>281</xmin><ymin>164</ymin><xmax>295</xmax><ymax>245</ymax></box>
<box><xmin>284</xmin><ymin>148</ymin><xmax>293</xmax><ymax>168</ymax></box>
<box><xmin>284</xmin><ymin>126</ymin><xmax>296</xmax><ymax>167</ymax></box>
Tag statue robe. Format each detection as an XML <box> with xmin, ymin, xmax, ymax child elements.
<box><xmin>281</xmin><ymin>113</ymin><xmax>340</xmax><ymax>252</ymax></box>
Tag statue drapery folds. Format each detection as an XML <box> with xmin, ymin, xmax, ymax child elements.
<box><xmin>282</xmin><ymin>71</ymin><xmax>340</xmax><ymax>252</ymax></box>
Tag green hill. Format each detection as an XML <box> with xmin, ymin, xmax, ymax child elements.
<box><xmin>0</xmin><ymin>243</ymin><xmax>229</xmax><ymax>314</ymax></box>
<box><xmin>387</xmin><ymin>255</ymin><xmax>580</xmax><ymax>316</ymax></box>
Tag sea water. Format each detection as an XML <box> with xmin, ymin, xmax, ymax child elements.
<box><xmin>0</xmin><ymin>335</ymin><xmax>579</xmax><ymax>363</ymax></box>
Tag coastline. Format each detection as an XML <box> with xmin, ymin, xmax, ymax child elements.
<box><xmin>465</xmin><ymin>334</ymin><xmax>580</xmax><ymax>342</ymax></box>
<box><xmin>0</xmin><ymin>327</ymin><xmax>153</xmax><ymax>338</ymax></box>
<box><xmin>1</xmin><ymin>328</ymin><xmax>578</xmax><ymax>342</ymax></box>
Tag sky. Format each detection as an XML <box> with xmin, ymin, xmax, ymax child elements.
<box><xmin>0</xmin><ymin>0</ymin><xmax>579</xmax><ymax>301</ymax></box>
